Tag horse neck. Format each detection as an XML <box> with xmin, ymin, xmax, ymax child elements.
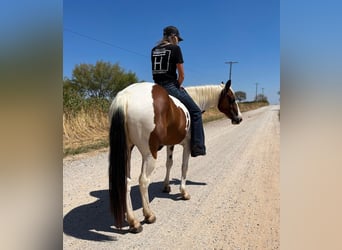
<box><xmin>185</xmin><ymin>85</ymin><xmax>223</xmax><ymax>111</ymax></box>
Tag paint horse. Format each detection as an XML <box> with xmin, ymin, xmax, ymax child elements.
<box><xmin>108</xmin><ymin>80</ymin><xmax>242</xmax><ymax>233</ymax></box>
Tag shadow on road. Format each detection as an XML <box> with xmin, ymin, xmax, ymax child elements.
<box><xmin>63</xmin><ymin>179</ymin><xmax>206</xmax><ymax>241</ymax></box>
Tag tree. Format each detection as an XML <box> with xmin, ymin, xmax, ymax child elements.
<box><xmin>69</xmin><ymin>60</ymin><xmax>138</xmax><ymax>99</ymax></box>
<box><xmin>63</xmin><ymin>61</ymin><xmax>139</xmax><ymax>114</ymax></box>
<box><xmin>63</xmin><ymin>77</ymin><xmax>84</xmax><ymax>114</ymax></box>
<box><xmin>235</xmin><ymin>91</ymin><xmax>246</xmax><ymax>102</ymax></box>
<box><xmin>255</xmin><ymin>94</ymin><xmax>268</xmax><ymax>102</ymax></box>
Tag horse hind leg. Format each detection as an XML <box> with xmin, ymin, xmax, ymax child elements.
<box><xmin>180</xmin><ymin>142</ymin><xmax>191</xmax><ymax>200</ymax></box>
<box><xmin>126</xmin><ymin>146</ymin><xmax>143</xmax><ymax>233</ymax></box>
<box><xmin>163</xmin><ymin>145</ymin><xmax>174</xmax><ymax>193</ymax></box>
<box><xmin>139</xmin><ymin>154</ymin><xmax>157</xmax><ymax>224</ymax></box>
<box><xmin>126</xmin><ymin>177</ymin><xmax>142</xmax><ymax>233</ymax></box>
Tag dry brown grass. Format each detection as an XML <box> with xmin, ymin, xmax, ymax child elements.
<box><xmin>63</xmin><ymin>102</ymin><xmax>268</xmax><ymax>156</ymax></box>
<box><xmin>63</xmin><ymin>109</ymin><xmax>109</xmax><ymax>155</ymax></box>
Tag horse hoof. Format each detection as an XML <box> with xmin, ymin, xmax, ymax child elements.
<box><xmin>163</xmin><ymin>186</ymin><xmax>171</xmax><ymax>193</ymax></box>
<box><xmin>129</xmin><ymin>225</ymin><xmax>143</xmax><ymax>233</ymax></box>
<box><xmin>145</xmin><ymin>214</ymin><xmax>156</xmax><ymax>224</ymax></box>
<box><xmin>182</xmin><ymin>193</ymin><xmax>191</xmax><ymax>200</ymax></box>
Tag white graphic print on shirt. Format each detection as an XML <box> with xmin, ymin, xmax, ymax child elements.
<box><xmin>152</xmin><ymin>48</ymin><xmax>171</xmax><ymax>74</ymax></box>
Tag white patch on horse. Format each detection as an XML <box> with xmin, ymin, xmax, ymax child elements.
<box><xmin>124</xmin><ymin>83</ymin><xmax>156</xmax><ymax>150</ymax></box>
<box><xmin>169</xmin><ymin>95</ymin><xmax>191</xmax><ymax>132</ymax></box>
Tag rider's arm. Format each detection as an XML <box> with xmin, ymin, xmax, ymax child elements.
<box><xmin>176</xmin><ymin>63</ymin><xmax>184</xmax><ymax>86</ymax></box>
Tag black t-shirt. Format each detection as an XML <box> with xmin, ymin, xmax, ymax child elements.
<box><xmin>151</xmin><ymin>43</ymin><xmax>184</xmax><ymax>84</ymax></box>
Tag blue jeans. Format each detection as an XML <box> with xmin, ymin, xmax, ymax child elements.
<box><xmin>158</xmin><ymin>81</ymin><xmax>205</xmax><ymax>148</ymax></box>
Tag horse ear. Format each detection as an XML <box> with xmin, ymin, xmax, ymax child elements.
<box><xmin>225</xmin><ymin>79</ymin><xmax>231</xmax><ymax>90</ymax></box>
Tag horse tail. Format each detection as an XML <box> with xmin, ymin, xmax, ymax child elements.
<box><xmin>108</xmin><ymin>96</ymin><xmax>127</xmax><ymax>228</ymax></box>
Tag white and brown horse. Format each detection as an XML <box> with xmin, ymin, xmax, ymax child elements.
<box><xmin>108</xmin><ymin>80</ymin><xmax>242</xmax><ymax>233</ymax></box>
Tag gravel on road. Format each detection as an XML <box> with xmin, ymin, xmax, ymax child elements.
<box><xmin>63</xmin><ymin>105</ymin><xmax>280</xmax><ymax>249</ymax></box>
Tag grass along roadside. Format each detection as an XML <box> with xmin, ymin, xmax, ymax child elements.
<box><xmin>63</xmin><ymin>101</ymin><xmax>268</xmax><ymax>157</ymax></box>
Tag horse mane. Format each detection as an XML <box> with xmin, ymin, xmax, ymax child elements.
<box><xmin>185</xmin><ymin>85</ymin><xmax>224</xmax><ymax>111</ymax></box>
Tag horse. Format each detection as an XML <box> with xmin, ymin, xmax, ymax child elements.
<box><xmin>108</xmin><ymin>80</ymin><xmax>242</xmax><ymax>233</ymax></box>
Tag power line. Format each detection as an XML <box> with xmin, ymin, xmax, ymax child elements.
<box><xmin>64</xmin><ymin>28</ymin><xmax>148</xmax><ymax>58</ymax></box>
<box><xmin>64</xmin><ymin>28</ymin><xmax>204</xmax><ymax>77</ymax></box>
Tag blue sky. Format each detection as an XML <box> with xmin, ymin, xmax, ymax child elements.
<box><xmin>64</xmin><ymin>0</ymin><xmax>279</xmax><ymax>104</ymax></box>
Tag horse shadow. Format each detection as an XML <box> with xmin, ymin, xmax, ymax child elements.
<box><xmin>63</xmin><ymin>179</ymin><xmax>206</xmax><ymax>241</ymax></box>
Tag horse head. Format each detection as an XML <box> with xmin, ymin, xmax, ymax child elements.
<box><xmin>218</xmin><ymin>80</ymin><xmax>243</xmax><ymax>124</ymax></box>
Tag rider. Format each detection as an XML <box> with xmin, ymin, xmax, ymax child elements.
<box><xmin>151</xmin><ymin>25</ymin><xmax>206</xmax><ymax>157</ymax></box>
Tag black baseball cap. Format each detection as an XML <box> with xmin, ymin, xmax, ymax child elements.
<box><xmin>163</xmin><ymin>26</ymin><xmax>183</xmax><ymax>41</ymax></box>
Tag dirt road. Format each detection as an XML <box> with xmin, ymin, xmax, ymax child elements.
<box><xmin>63</xmin><ymin>105</ymin><xmax>280</xmax><ymax>249</ymax></box>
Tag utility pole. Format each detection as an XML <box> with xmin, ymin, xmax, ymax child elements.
<box><xmin>225</xmin><ymin>61</ymin><xmax>238</xmax><ymax>81</ymax></box>
<box><xmin>255</xmin><ymin>82</ymin><xmax>259</xmax><ymax>101</ymax></box>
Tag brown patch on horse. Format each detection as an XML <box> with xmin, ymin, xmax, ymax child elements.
<box><xmin>218</xmin><ymin>88</ymin><xmax>235</xmax><ymax>118</ymax></box>
<box><xmin>149</xmin><ymin>85</ymin><xmax>187</xmax><ymax>159</ymax></box>
<box><xmin>217</xmin><ymin>85</ymin><xmax>242</xmax><ymax>124</ymax></box>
